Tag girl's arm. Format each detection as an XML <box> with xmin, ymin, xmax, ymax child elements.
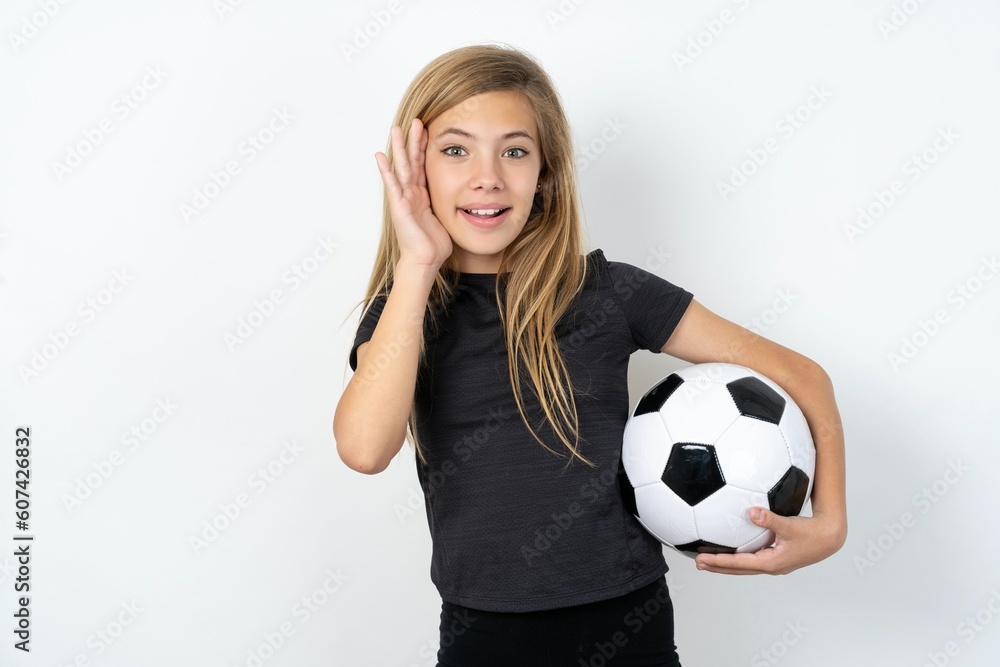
<box><xmin>337</xmin><ymin>120</ymin><xmax>452</xmax><ymax>475</ymax></box>
<box><xmin>334</xmin><ymin>260</ymin><xmax>439</xmax><ymax>475</ymax></box>
<box><xmin>660</xmin><ymin>299</ymin><xmax>847</xmax><ymax>574</ymax></box>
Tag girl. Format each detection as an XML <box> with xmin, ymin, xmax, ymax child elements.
<box><xmin>334</xmin><ymin>43</ymin><xmax>847</xmax><ymax>667</ymax></box>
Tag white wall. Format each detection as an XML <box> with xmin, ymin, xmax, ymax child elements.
<box><xmin>2</xmin><ymin>1</ymin><xmax>998</xmax><ymax>665</ymax></box>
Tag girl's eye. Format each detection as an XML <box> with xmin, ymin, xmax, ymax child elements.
<box><xmin>441</xmin><ymin>146</ymin><xmax>530</xmax><ymax>158</ymax></box>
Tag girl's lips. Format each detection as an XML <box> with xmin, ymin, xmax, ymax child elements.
<box><xmin>459</xmin><ymin>207</ymin><xmax>510</xmax><ymax>228</ymax></box>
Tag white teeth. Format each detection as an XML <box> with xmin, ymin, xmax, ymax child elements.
<box><xmin>464</xmin><ymin>208</ymin><xmax>505</xmax><ymax>216</ymax></box>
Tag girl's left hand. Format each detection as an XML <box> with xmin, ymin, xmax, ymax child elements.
<box><xmin>693</xmin><ymin>507</ymin><xmax>847</xmax><ymax>575</ymax></box>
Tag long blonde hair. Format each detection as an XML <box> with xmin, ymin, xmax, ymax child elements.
<box><xmin>349</xmin><ymin>43</ymin><xmax>595</xmax><ymax>472</ymax></box>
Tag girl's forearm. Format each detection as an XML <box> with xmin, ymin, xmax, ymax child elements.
<box><xmin>780</xmin><ymin>360</ymin><xmax>848</xmax><ymax>542</ymax></box>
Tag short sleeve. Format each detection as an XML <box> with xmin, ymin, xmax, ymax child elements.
<box><xmin>349</xmin><ymin>294</ymin><xmax>388</xmax><ymax>372</ymax></box>
<box><xmin>606</xmin><ymin>258</ymin><xmax>694</xmax><ymax>354</ymax></box>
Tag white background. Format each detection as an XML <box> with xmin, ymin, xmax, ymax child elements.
<box><xmin>1</xmin><ymin>1</ymin><xmax>999</xmax><ymax>665</ymax></box>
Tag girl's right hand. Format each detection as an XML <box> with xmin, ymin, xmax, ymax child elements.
<box><xmin>375</xmin><ymin>118</ymin><xmax>453</xmax><ymax>271</ymax></box>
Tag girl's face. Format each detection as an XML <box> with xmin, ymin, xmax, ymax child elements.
<box><xmin>424</xmin><ymin>90</ymin><xmax>542</xmax><ymax>274</ymax></box>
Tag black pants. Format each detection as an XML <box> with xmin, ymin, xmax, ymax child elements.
<box><xmin>435</xmin><ymin>575</ymin><xmax>682</xmax><ymax>667</ymax></box>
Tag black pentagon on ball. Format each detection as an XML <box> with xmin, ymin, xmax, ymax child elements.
<box><xmin>634</xmin><ymin>373</ymin><xmax>684</xmax><ymax>416</ymax></box>
<box><xmin>674</xmin><ymin>540</ymin><xmax>737</xmax><ymax>555</ymax></box>
<box><xmin>663</xmin><ymin>443</ymin><xmax>726</xmax><ymax>506</ymax></box>
<box><xmin>617</xmin><ymin>465</ymin><xmax>638</xmax><ymax>518</ymax></box>
<box><xmin>768</xmin><ymin>466</ymin><xmax>810</xmax><ymax>516</ymax></box>
<box><xmin>726</xmin><ymin>376</ymin><xmax>785</xmax><ymax>424</ymax></box>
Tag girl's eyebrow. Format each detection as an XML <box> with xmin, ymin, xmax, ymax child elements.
<box><xmin>435</xmin><ymin>127</ymin><xmax>536</xmax><ymax>143</ymax></box>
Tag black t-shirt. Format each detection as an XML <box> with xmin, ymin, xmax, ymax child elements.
<box><xmin>349</xmin><ymin>248</ymin><xmax>694</xmax><ymax>612</ymax></box>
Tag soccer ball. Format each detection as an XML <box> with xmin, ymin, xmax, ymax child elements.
<box><xmin>618</xmin><ymin>363</ymin><xmax>816</xmax><ymax>558</ymax></box>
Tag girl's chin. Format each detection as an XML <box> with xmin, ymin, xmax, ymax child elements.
<box><xmin>450</xmin><ymin>244</ymin><xmax>507</xmax><ymax>266</ymax></box>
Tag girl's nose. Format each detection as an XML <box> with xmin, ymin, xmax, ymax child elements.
<box><xmin>469</xmin><ymin>156</ymin><xmax>502</xmax><ymax>190</ymax></box>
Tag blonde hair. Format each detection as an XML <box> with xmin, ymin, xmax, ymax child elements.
<box><xmin>350</xmin><ymin>43</ymin><xmax>594</xmax><ymax>472</ymax></box>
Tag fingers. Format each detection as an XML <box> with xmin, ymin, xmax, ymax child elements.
<box><xmin>744</xmin><ymin>507</ymin><xmax>801</xmax><ymax>543</ymax></box>
<box><xmin>377</xmin><ymin>120</ymin><xmax>430</xmax><ymax>226</ymax></box>
<box><xmin>694</xmin><ymin>548</ymin><xmax>789</xmax><ymax>575</ymax></box>
<box><xmin>690</xmin><ymin>515</ymin><xmax>835</xmax><ymax>576</ymax></box>
<box><xmin>390</xmin><ymin>124</ymin><xmax>412</xmax><ymax>187</ymax></box>
<box><xmin>376</xmin><ymin>121</ymin><xmax>418</xmax><ymax>201</ymax></box>
<box><xmin>414</xmin><ymin>120</ymin><xmax>428</xmax><ymax>189</ymax></box>
<box><xmin>374</xmin><ymin>151</ymin><xmax>400</xmax><ymax>201</ymax></box>
<box><xmin>382</xmin><ymin>119</ymin><xmax>427</xmax><ymax>195</ymax></box>
<box><xmin>697</xmin><ymin>564</ymin><xmax>768</xmax><ymax>575</ymax></box>
<box><xmin>407</xmin><ymin>118</ymin><xmax>423</xmax><ymax>187</ymax></box>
